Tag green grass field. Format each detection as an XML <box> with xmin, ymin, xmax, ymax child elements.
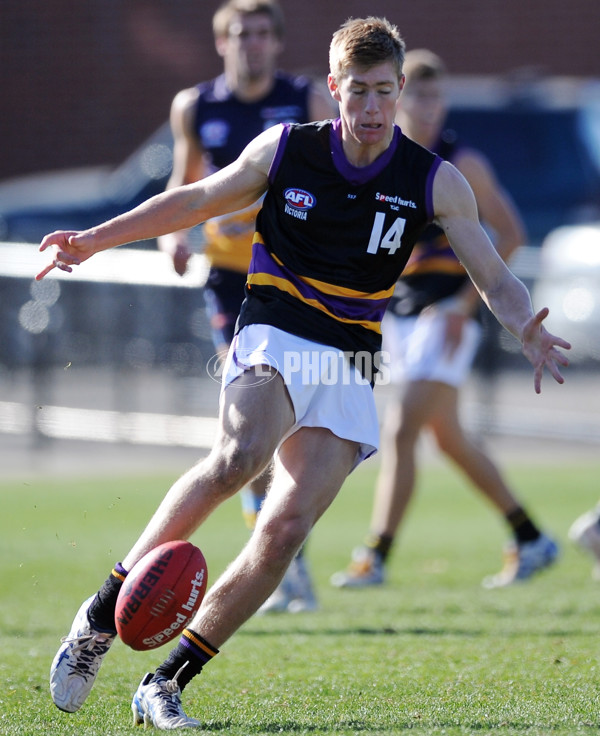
<box><xmin>2</xmin><ymin>457</ymin><xmax>600</xmax><ymax>735</ymax></box>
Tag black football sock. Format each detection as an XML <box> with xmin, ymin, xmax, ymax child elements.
<box><xmin>506</xmin><ymin>507</ymin><xmax>541</xmax><ymax>544</ymax></box>
<box><xmin>365</xmin><ymin>533</ymin><xmax>394</xmax><ymax>564</ymax></box>
<box><xmin>153</xmin><ymin>628</ymin><xmax>219</xmax><ymax>691</ymax></box>
<box><xmin>87</xmin><ymin>562</ymin><xmax>128</xmax><ymax>633</ymax></box>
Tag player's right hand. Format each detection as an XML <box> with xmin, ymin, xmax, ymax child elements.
<box><xmin>36</xmin><ymin>230</ymin><xmax>91</xmax><ymax>281</ymax></box>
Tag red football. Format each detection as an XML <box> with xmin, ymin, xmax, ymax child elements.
<box><xmin>115</xmin><ymin>540</ymin><xmax>208</xmax><ymax>651</ymax></box>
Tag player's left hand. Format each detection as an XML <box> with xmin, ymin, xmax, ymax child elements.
<box><xmin>520</xmin><ymin>307</ymin><xmax>571</xmax><ymax>393</ymax></box>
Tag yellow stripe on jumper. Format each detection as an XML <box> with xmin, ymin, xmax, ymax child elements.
<box><xmin>247</xmin><ymin>272</ymin><xmax>382</xmax><ymax>333</ymax></box>
<box><xmin>266</xmin><ymin>247</ymin><xmax>394</xmax><ymax>301</ymax></box>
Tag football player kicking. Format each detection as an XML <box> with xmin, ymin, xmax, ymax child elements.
<box><xmin>39</xmin><ymin>16</ymin><xmax>570</xmax><ymax>730</ymax></box>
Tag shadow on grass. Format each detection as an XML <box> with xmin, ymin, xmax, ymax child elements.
<box><xmin>181</xmin><ymin>718</ymin><xmax>583</xmax><ymax>733</ymax></box>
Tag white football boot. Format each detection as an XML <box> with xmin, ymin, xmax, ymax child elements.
<box><xmin>132</xmin><ymin>669</ymin><xmax>201</xmax><ymax>729</ymax></box>
<box><xmin>568</xmin><ymin>507</ymin><xmax>600</xmax><ymax>579</ymax></box>
<box><xmin>50</xmin><ymin>595</ymin><xmax>116</xmax><ymax>712</ymax></box>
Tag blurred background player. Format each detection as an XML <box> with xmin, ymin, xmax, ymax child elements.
<box><xmin>331</xmin><ymin>49</ymin><xmax>558</xmax><ymax>591</ymax></box>
<box><xmin>158</xmin><ymin>0</ymin><xmax>335</xmax><ymax>612</ymax></box>
<box><xmin>569</xmin><ymin>505</ymin><xmax>600</xmax><ymax>579</ymax></box>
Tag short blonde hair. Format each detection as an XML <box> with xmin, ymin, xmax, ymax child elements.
<box><xmin>212</xmin><ymin>0</ymin><xmax>285</xmax><ymax>40</ymax></box>
<box><xmin>329</xmin><ymin>17</ymin><xmax>405</xmax><ymax>81</ymax></box>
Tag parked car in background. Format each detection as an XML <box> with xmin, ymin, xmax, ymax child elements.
<box><xmin>446</xmin><ymin>98</ymin><xmax>600</xmax><ymax>245</ymax></box>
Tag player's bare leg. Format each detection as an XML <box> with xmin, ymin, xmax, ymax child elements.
<box><xmin>132</xmin><ymin>427</ymin><xmax>359</xmax><ymax>728</ymax></box>
<box><xmin>51</xmin><ymin>366</ymin><xmax>294</xmax><ymax>714</ymax></box>
<box><xmin>194</xmin><ymin>427</ymin><xmax>357</xmax><ymax>643</ymax></box>
<box><xmin>246</xmin><ymin>461</ymin><xmax>319</xmax><ymax>616</ymax></box>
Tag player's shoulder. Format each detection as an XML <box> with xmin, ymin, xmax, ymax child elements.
<box><xmin>245</xmin><ymin>123</ymin><xmax>287</xmax><ymax>158</ymax></box>
<box><xmin>172</xmin><ymin>85</ymin><xmax>201</xmax><ymax>108</ymax></box>
<box><xmin>431</xmin><ymin>159</ymin><xmax>478</xmax><ymax>219</ymax></box>
<box><xmin>170</xmin><ymin>85</ymin><xmax>202</xmax><ymax>126</ymax></box>
<box><xmin>435</xmin><ymin>158</ymin><xmax>469</xmax><ymax>187</ymax></box>
<box><xmin>171</xmin><ymin>87</ymin><xmax>199</xmax><ymax>112</ymax></box>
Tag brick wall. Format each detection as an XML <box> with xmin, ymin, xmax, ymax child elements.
<box><xmin>2</xmin><ymin>0</ymin><xmax>598</xmax><ymax>179</ymax></box>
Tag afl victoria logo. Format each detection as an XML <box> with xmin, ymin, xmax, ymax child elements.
<box><xmin>284</xmin><ymin>188</ymin><xmax>316</xmax><ymax>211</ymax></box>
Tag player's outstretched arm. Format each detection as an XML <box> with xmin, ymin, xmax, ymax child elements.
<box><xmin>36</xmin><ymin>125</ymin><xmax>281</xmax><ymax>281</ymax></box>
<box><xmin>433</xmin><ymin>161</ymin><xmax>571</xmax><ymax>393</ymax></box>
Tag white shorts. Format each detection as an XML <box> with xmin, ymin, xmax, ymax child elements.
<box><xmin>382</xmin><ymin>306</ymin><xmax>482</xmax><ymax>387</ymax></box>
<box><xmin>221</xmin><ymin>324</ymin><xmax>379</xmax><ymax>468</ymax></box>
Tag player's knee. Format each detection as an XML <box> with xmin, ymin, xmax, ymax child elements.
<box><xmin>211</xmin><ymin>437</ymin><xmax>271</xmax><ymax>491</ymax></box>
